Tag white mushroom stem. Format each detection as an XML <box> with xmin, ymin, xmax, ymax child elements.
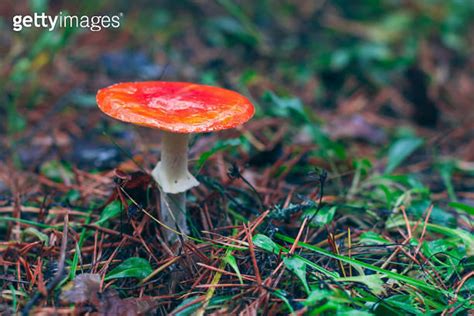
<box><xmin>152</xmin><ymin>131</ymin><xmax>199</xmax><ymax>241</ymax></box>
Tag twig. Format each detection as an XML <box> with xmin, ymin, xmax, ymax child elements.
<box><xmin>289</xmin><ymin>217</ymin><xmax>307</xmax><ymax>255</ymax></box>
<box><xmin>414</xmin><ymin>205</ymin><xmax>433</xmax><ymax>256</ymax></box>
<box><xmin>400</xmin><ymin>206</ymin><xmax>412</xmax><ymax>239</ymax></box>
<box><xmin>196</xmin><ymin>262</ymin><xmax>257</xmax><ymax>282</ymax></box>
<box><xmin>245</xmin><ymin>223</ymin><xmax>262</xmax><ymax>286</ymax></box>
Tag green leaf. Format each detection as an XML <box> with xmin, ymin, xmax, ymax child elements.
<box><xmin>307</xmin><ymin>124</ymin><xmax>347</xmax><ymax>160</ymax></box>
<box><xmin>437</xmin><ymin>160</ymin><xmax>458</xmax><ymax>202</ymax></box>
<box><xmin>305</xmin><ymin>205</ymin><xmax>336</xmax><ymax>226</ymax></box>
<box><xmin>449</xmin><ymin>202</ymin><xmax>474</xmax><ymax>216</ymax></box>
<box><xmin>283</xmin><ymin>256</ymin><xmax>310</xmax><ymax>294</ymax></box>
<box><xmin>40</xmin><ymin>160</ymin><xmax>74</xmax><ymax>183</ymax></box>
<box><xmin>22</xmin><ymin>227</ymin><xmax>49</xmax><ymax>243</ymax></box>
<box><xmin>252</xmin><ymin>234</ymin><xmax>281</xmax><ymax>254</ymax></box>
<box><xmin>461</xmin><ymin>277</ymin><xmax>474</xmax><ymax>293</ymax></box>
<box><xmin>275</xmin><ymin>233</ymin><xmax>446</xmax><ymax>295</ymax></box>
<box><xmin>262</xmin><ymin>91</ymin><xmax>308</xmax><ymax>123</ymax></box>
<box><xmin>335</xmin><ymin>274</ymin><xmax>385</xmax><ymax>295</ymax></box>
<box><xmin>196</xmin><ymin>138</ymin><xmax>241</xmax><ymax>170</ymax></box>
<box><xmin>304</xmin><ymin>289</ymin><xmax>332</xmax><ymax>306</ymax></box>
<box><xmin>385</xmin><ymin>137</ymin><xmax>423</xmax><ymax>174</ymax></box>
<box><xmin>223</xmin><ymin>253</ymin><xmax>243</xmax><ymax>284</ymax></box>
<box><xmin>381</xmin><ymin>294</ymin><xmax>422</xmax><ymax>315</ymax></box>
<box><xmin>105</xmin><ymin>257</ymin><xmax>152</xmax><ymax>280</ymax></box>
<box><xmin>253</xmin><ymin>234</ymin><xmax>338</xmax><ymax>278</ymax></box>
<box><xmin>270</xmin><ymin>289</ymin><xmax>295</xmax><ymax>314</ymax></box>
<box><xmin>95</xmin><ymin>200</ymin><xmax>122</xmax><ymax>226</ymax></box>
<box><xmin>421</xmin><ymin>239</ymin><xmax>464</xmax><ymax>267</ymax></box>
<box><xmin>359</xmin><ymin>232</ymin><xmax>390</xmax><ymax>245</ymax></box>
<box><xmin>420</xmin><ymin>224</ymin><xmax>474</xmax><ymax>256</ymax></box>
<box><xmin>304</xmin><ymin>289</ymin><xmax>372</xmax><ymax>315</ymax></box>
<box><xmin>378</xmin><ymin>184</ymin><xmax>394</xmax><ymax>208</ymax></box>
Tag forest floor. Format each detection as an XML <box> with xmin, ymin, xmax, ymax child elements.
<box><xmin>0</xmin><ymin>1</ymin><xmax>473</xmax><ymax>315</ymax></box>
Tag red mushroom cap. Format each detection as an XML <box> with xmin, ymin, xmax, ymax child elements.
<box><xmin>96</xmin><ymin>81</ymin><xmax>255</xmax><ymax>133</ymax></box>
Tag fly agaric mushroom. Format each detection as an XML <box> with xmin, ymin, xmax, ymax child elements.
<box><xmin>96</xmin><ymin>81</ymin><xmax>254</xmax><ymax>241</ymax></box>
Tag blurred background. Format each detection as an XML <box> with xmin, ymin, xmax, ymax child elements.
<box><xmin>1</xmin><ymin>0</ymin><xmax>474</xmax><ymax>168</ymax></box>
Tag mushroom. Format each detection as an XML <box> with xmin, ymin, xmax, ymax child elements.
<box><xmin>96</xmin><ymin>81</ymin><xmax>254</xmax><ymax>241</ymax></box>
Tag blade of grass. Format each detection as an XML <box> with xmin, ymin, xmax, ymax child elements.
<box><xmin>275</xmin><ymin>233</ymin><xmax>449</xmax><ymax>296</ymax></box>
<box><xmin>69</xmin><ymin>209</ymin><xmax>93</xmax><ymax>279</ymax></box>
<box><xmin>252</xmin><ymin>233</ymin><xmax>338</xmax><ymax>278</ymax></box>
<box><xmin>196</xmin><ymin>249</ymin><xmax>229</xmax><ymax>316</ymax></box>
<box><xmin>0</xmin><ymin>216</ymin><xmax>60</xmax><ymax>229</ymax></box>
<box><xmin>386</xmin><ymin>220</ymin><xmax>474</xmax><ymax>256</ymax></box>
